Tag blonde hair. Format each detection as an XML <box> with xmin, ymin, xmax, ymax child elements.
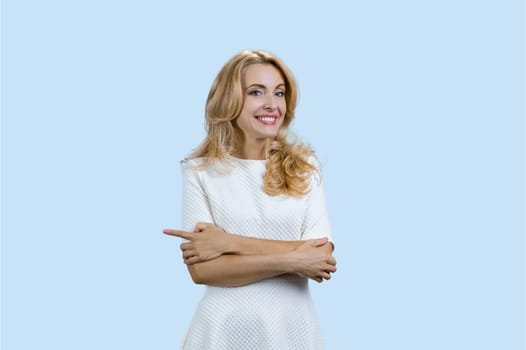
<box><xmin>190</xmin><ymin>50</ymin><xmax>317</xmax><ymax>196</ymax></box>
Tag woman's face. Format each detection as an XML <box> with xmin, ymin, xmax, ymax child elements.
<box><xmin>235</xmin><ymin>64</ymin><xmax>286</xmax><ymax>143</ymax></box>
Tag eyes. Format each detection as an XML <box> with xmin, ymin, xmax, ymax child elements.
<box><xmin>248</xmin><ymin>90</ymin><xmax>285</xmax><ymax>97</ymax></box>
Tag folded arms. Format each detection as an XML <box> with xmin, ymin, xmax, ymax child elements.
<box><xmin>163</xmin><ymin>222</ymin><xmax>336</xmax><ymax>287</ymax></box>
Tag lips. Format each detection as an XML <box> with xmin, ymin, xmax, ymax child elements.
<box><xmin>255</xmin><ymin>114</ymin><xmax>279</xmax><ymax>125</ymax></box>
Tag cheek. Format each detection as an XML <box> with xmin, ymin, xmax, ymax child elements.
<box><xmin>278</xmin><ymin>114</ymin><xmax>287</xmax><ymax>128</ymax></box>
<box><xmin>236</xmin><ymin>115</ymin><xmax>251</xmax><ymax>131</ymax></box>
<box><xmin>279</xmin><ymin>100</ymin><xmax>287</xmax><ymax>113</ymax></box>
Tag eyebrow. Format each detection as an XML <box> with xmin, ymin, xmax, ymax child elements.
<box><xmin>246</xmin><ymin>83</ymin><xmax>286</xmax><ymax>90</ymax></box>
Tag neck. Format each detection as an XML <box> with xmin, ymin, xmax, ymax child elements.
<box><xmin>236</xmin><ymin>138</ymin><xmax>268</xmax><ymax>160</ymax></box>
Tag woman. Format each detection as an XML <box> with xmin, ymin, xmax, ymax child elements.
<box><xmin>164</xmin><ymin>50</ymin><xmax>336</xmax><ymax>349</ymax></box>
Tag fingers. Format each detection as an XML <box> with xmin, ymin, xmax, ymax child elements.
<box><xmin>194</xmin><ymin>223</ymin><xmax>206</xmax><ymax>232</ymax></box>
<box><xmin>184</xmin><ymin>255</ymin><xmax>202</xmax><ymax>265</ymax></box>
<box><xmin>163</xmin><ymin>229</ymin><xmax>193</xmax><ymax>240</ymax></box>
<box><xmin>326</xmin><ymin>256</ymin><xmax>337</xmax><ymax>268</ymax></box>
<box><xmin>310</xmin><ymin>237</ymin><xmax>329</xmax><ymax>247</ymax></box>
<box><xmin>320</xmin><ymin>271</ymin><xmax>331</xmax><ymax>280</ymax></box>
<box><xmin>182</xmin><ymin>249</ymin><xmax>196</xmax><ymax>259</ymax></box>
<box><xmin>181</xmin><ymin>247</ymin><xmax>199</xmax><ymax>264</ymax></box>
<box><xmin>194</xmin><ymin>222</ymin><xmax>215</xmax><ymax>232</ymax></box>
<box><xmin>180</xmin><ymin>242</ymin><xmax>192</xmax><ymax>251</ymax></box>
<box><xmin>306</xmin><ymin>267</ymin><xmax>335</xmax><ymax>283</ymax></box>
<box><xmin>311</xmin><ymin>263</ymin><xmax>336</xmax><ymax>282</ymax></box>
<box><xmin>180</xmin><ymin>242</ymin><xmax>198</xmax><ymax>261</ymax></box>
<box><xmin>318</xmin><ymin>270</ymin><xmax>334</xmax><ymax>281</ymax></box>
<box><xmin>311</xmin><ymin>272</ymin><xmax>332</xmax><ymax>283</ymax></box>
<box><xmin>324</xmin><ymin>263</ymin><xmax>337</xmax><ymax>273</ymax></box>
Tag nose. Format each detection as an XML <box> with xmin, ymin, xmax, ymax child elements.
<box><xmin>263</xmin><ymin>95</ymin><xmax>277</xmax><ymax>110</ymax></box>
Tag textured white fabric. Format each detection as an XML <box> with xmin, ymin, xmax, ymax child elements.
<box><xmin>180</xmin><ymin>157</ymin><xmax>332</xmax><ymax>350</ymax></box>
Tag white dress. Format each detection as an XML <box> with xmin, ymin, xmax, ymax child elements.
<box><xmin>180</xmin><ymin>157</ymin><xmax>332</xmax><ymax>350</ymax></box>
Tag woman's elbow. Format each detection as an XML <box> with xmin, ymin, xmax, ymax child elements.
<box><xmin>187</xmin><ymin>262</ymin><xmax>237</xmax><ymax>287</ymax></box>
<box><xmin>187</xmin><ymin>264</ymin><xmax>207</xmax><ymax>285</ymax></box>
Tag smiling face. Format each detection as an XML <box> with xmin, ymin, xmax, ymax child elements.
<box><xmin>235</xmin><ymin>64</ymin><xmax>286</xmax><ymax>157</ymax></box>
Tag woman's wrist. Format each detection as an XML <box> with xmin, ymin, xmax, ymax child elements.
<box><xmin>222</xmin><ymin>231</ymin><xmax>239</xmax><ymax>255</ymax></box>
<box><xmin>280</xmin><ymin>250</ymin><xmax>297</xmax><ymax>274</ymax></box>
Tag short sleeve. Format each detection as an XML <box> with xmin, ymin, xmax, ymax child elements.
<box><xmin>181</xmin><ymin>160</ymin><xmax>215</xmax><ymax>233</ymax></box>
<box><xmin>301</xmin><ymin>170</ymin><xmax>333</xmax><ymax>242</ymax></box>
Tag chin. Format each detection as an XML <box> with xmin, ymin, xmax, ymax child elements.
<box><xmin>260</xmin><ymin>131</ymin><xmax>279</xmax><ymax>139</ymax></box>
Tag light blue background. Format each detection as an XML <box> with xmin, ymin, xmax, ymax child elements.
<box><xmin>2</xmin><ymin>1</ymin><xmax>524</xmax><ymax>349</ymax></box>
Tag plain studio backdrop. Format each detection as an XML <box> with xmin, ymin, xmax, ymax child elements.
<box><xmin>1</xmin><ymin>1</ymin><xmax>524</xmax><ymax>349</ymax></box>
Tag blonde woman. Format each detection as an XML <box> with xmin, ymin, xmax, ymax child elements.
<box><xmin>164</xmin><ymin>50</ymin><xmax>336</xmax><ymax>350</ymax></box>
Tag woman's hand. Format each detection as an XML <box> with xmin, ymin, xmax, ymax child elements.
<box><xmin>288</xmin><ymin>238</ymin><xmax>337</xmax><ymax>283</ymax></box>
<box><xmin>163</xmin><ymin>222</ymin><xmax>231</xmax><ymax>265</ymax></box>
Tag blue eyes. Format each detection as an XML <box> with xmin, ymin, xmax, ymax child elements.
<box><xmin>248</xmin><ymin>90</ymin><xmax>285</xmax><ymax>97</ymax></box>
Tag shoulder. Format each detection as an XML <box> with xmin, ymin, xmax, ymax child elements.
<box><xmin>180</xmin><ymin>157</ymin><xmax>206</xmax><ymax>170</ymax></box>
<box><xmin>305</xmin><ymin>154</ymin><xmax>321</xmax><ymax>169</ymax></box>
<box><xmin>180</xmin><ymin>157</ymin><xmax>233</xmax><ymax>178</ymax></box>
<box><xmin>305</xmin><ymin>153</ymin><xmax>322</xmax><ymax>178</ymax></box>
<box><xmin>303</xmin><ymin>155</ymin><xmax>325</xmax><ymax>193</ymax></box>
<box><xmin>179</xmin><ymin>158</ymin><xmax>207</xmax><ymax>184</ymax></box>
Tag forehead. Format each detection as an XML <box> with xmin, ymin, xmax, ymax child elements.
<box><xmin>243</xmin><ymin>64</ymin><xmax>285</xmax><ymax>86</ymax></box>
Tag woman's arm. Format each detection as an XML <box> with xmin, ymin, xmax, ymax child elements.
<box><xmin>164</xmin><ymin>223</ymin><xmax>320</xmax><ymax>264</ymax></box>
<box><xmin>185</xmin><ymin>238</ymin><xmax>336</xmax><ymax>287</ymax></box>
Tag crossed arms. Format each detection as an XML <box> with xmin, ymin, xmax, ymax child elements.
<box><xmin>163</xmin><ymin>222</ymin><xmax>337</xmax><ymax>287</ymax></box>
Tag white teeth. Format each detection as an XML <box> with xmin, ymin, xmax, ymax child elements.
<box><xmin>259</xmin><ymin>117</ymin><xmax>276</xmax><ymax>122</ymax></box>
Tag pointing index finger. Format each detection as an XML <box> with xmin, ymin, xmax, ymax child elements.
<box><xmin>163</xmin><ymin>229</ymin><xmax>193</xmax><ymax>240</ymax></box>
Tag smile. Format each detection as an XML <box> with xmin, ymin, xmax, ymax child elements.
<box><xmin>255</xmin><ymin>115</ymin><xmax>279</xmax><ymax>125</ymax></box>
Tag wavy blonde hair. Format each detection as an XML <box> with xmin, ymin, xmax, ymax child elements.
<box><xmin>190</xmin><ymin>50</ymin><xmax>317</xmax><ymax>196</ymax></box>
